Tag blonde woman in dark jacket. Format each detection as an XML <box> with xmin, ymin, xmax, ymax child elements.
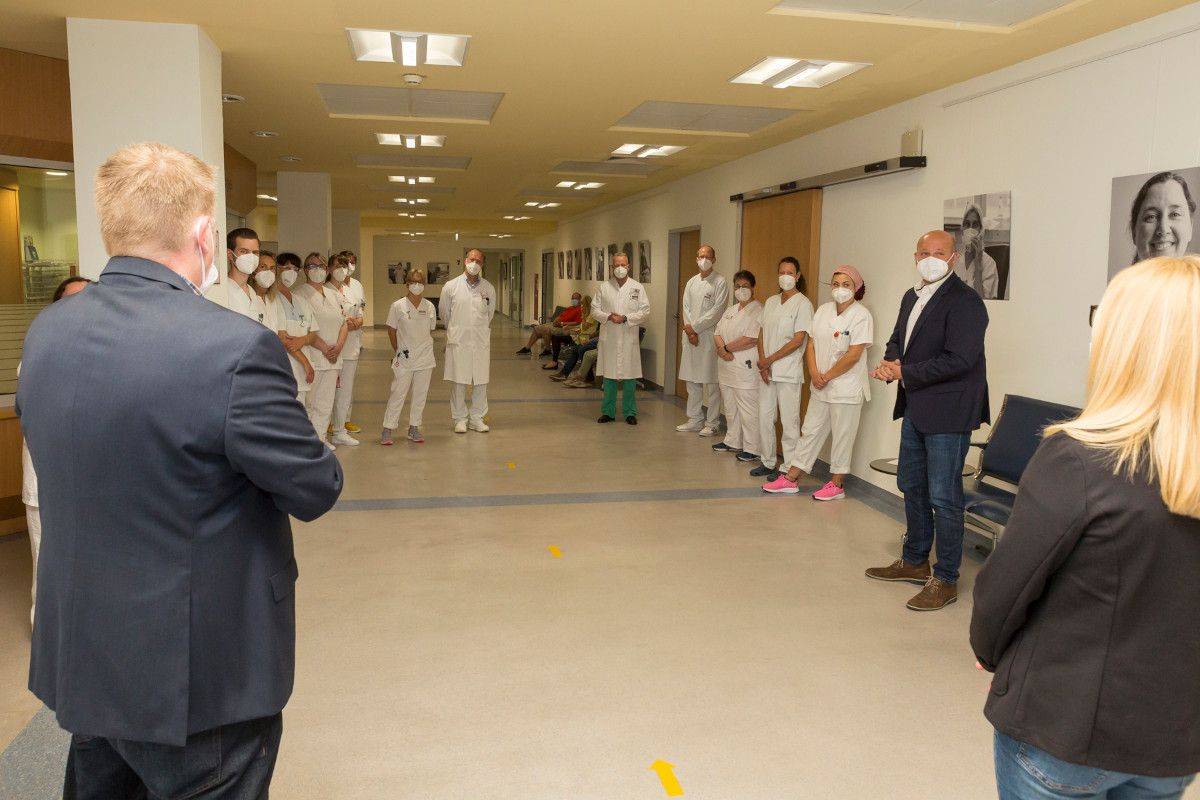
<box><xmin>970</xmin><ymin>255</ymin><xmax>1200</xmax><ymax>799</ymax></box>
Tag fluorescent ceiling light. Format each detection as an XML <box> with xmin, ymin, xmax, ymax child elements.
<box><xmin>524</xmin><ymin>202</ymin><xmax>539</xmax><ymax>207</ymax></box>
<box><xmin>577</xmin><ymin>182</ymin><xmax>605</xmax><ymax>189</ymax></box>
<box><xmin>256</xmin><ymin>193</ymin><xmax>278</xmax><ymax>201</ymax></box>
<box><xmin>251</xmin><ymin>131</ymin><xmax>278</xmax><ymax>138</ymax></box>
<box><xmin>45</xmin><ymin>171</ymin><xmax>69</xmax><ymax>176</ymax></box>
<box><xmin>729</xmin><ymin>57</ymin><xmax>871</xmax><ymax>89</ymax></box>
<box><xmin>377</xmin><ymin>134</ymin><xmax>447</xmax><ymax>147</ymax></box>
<box><xmin>556</xmin><ymin>181</ymin><xmax>576</xmax><ymax>188</ymax></box>
<box><xmin>346</xmin><ymin>29</ymin><xmax>470</xmax><ymax>66</ymax></box>
<box><xmin>556</xmin><ymin>181</ymin><xmax>606</xmax><ymax>190</ymax></box>
<box><xmin>611</xmin><ymin>144</ymin><xmax>686</xmax><ymax>158</ymax></box>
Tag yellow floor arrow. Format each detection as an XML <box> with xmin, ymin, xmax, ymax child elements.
<box><xmin>649</xmin><ymin>760</ymin><xmax>683</xmax><ymax>796</ymax></box>
<box><xmin>547</xmin><ymin>546</ymin><xmax>562</xmax><ymax>557</ymax></box>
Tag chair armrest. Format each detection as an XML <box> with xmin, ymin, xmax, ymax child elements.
<box><xmin>970</xmin><ymin>440</ymin><xmax>988</xmax><ymax>451</ymax></box>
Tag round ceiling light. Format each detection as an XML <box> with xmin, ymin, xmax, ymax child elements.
<box><xmin>281</xmin><ymin>156</ymin><xmax>303</xmax><ymax>162</ymax></box>
<box><xmin>222</xmin><ymin>94</ymin><xmax>245</xmax><ymax>104</ymax></box>
<box><xmin>251</xmin><ymin>130</ymin><xmax>278</xmax><ymax>138</ymax></box>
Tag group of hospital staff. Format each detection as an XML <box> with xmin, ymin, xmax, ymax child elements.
<box><xmin>677</xmin><ymin>246</ymin><xmax>873</xmax><ymax>501</ymax></box>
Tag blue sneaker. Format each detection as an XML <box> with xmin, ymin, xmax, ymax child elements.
<box><xmin>736</xmin><ymin>451</ymin><xmax>759</xmax><ymax>462</ymax></box>
<box><xmin>749</xmin><ymin>464</ymin><xmax>780</xmax><ymax>478</ymax></box>
<box><xmin>711</xmin><ymin>442</ymin><xmax>737</xmax><ymax>453</ymax></box>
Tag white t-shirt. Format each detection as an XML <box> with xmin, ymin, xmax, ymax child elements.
<box><xmin>759</xmin><ymin>292</ymin><xmax>814</xmax><ymax>384</ymax></box>
<box><xmin>272</xmin><ymin>291</ymin><xmax>320</xmax><ymax>389</ymax></box>
<box><xmin>807</xmin><ymin>300</ymin><xmax>873</xmax><ymax>404</ymax></box>
<box><xmin>295</xmin><ymin>283</ymin><xmax>346</xmax><ymax>371</ymax></box>
<box><xmin>386</xmin><ymin>296</ymin><xmax>437</xmax><ymax>371</ymax></box>
<box><xmin>714</xmin><ymin>300</ymin><xmax>763</xmax><ymax>389</ymax></box>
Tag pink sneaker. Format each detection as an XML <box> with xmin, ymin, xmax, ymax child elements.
<box><xmin>762</xmin><ymin>474</ymin><xmax>800</xmax><ymax>494</ymax></box>
<box><xmin>812</xmin><ymin>481</ymin><xmax>845</xmax><ymax>501</ymax></box>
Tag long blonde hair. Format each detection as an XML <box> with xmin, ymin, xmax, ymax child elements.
<box><xmin>1047</xmin><ymin>256</ymin><xmax>1200</xmax><ymax>518</ymax></box>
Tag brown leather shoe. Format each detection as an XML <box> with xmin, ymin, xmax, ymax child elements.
<box><xmin>864</xmin><ymin>558</ymin><xmax>932</xmax><ymax>584</ymax></box>
<box><xmin>906</xmin><ymin>578</ymin><xmax>957</xmax><ymax>611</ymax></box>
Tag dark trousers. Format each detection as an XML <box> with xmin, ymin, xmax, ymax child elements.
<box><xmin>64</xmin><ymin>713</ymin><xmax>283</xmax><ymax>800</ymax></box>
<box><xmin>549</xmin><ymin>333</ymin><xmax>574</xmax><ymax>362</ymax></box>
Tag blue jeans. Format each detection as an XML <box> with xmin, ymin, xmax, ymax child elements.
<box><xmin>896</xmin><ymin>415</ymin><xmax>971</xmax><ymax>584</ymax></box>
<box><xmin>559</xmin><ymin>341</ymin><xmax>597</xmax><ymax>377</ymax></box>
<box><xmin>995</xmin><ymin>731</ymin><xmax>1195</xmax><ymax>799</ymax></box>
<box><xmin>64</xmin><ymin>713</ymin><xmax>283</xmax><ymax>799</ymax></box>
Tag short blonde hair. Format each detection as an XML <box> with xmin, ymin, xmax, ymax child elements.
<box><xmin>94</xmin><ymin>142</ymin><xmax>216</xmax><ymax>258</ymax></box>
<box><xmin>1047</xmin><ymin>255</ymin><xmax>1200</xmax><ymax>518</ymax></box>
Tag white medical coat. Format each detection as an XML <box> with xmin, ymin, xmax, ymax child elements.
<box><xmin>441</xmin><ymin>273</ymin><xmax>495</xmax><ymax>384</ymax></box>
<box><xmin>591</xmin><ymin>277</ymin><xmax>650</xmax><ymax>380</ymax></box>
<box><xmin>678</xmin><ymin>270</ymin><xmax>729</xmax><ymax>384</ymax></box>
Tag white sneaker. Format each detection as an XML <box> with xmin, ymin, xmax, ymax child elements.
<box><xmin>699</xmin><ymin>425</ymin><xmax>718</xmax><ymax>437</ymax></box>
<box><xmin>675</xmin><ymin>421</ymin><xmax>703</xmax><ymax>432</ymax></box>
<box><xmin>331</xmin><ymin>432</ymin><xmax>360</xmax><ymax>446</ymax></box>
<box><xmin>469</xmin><ymin>420</ymin><xmax>490</xmax><ymax>432</ymax></box>
<box><xmin>454</xmin><ymin>420</ymin><xmax>468</xmax><ymax>434</ymax></box>
<box><xmin>326</xmin><ymin>441</ymin><xmax>337</xmax><ymax>452</ymax></box>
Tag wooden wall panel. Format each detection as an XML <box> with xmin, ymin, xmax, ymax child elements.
<box><xmin>223</xmin><ymin>143</ymin><xmax>258</xmax><ymax>216</ymax></box>
<box><xmin>0</xmin><ymin>48</ymin><xmax>72</xmax><ymax>163</ymax></box>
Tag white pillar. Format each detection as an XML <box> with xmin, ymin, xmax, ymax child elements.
<box><xmin>67</xmin><ymin>19</ymin><xmax>226</xmax><ymax>300</ymax></box>
<box><xmin>277</xmin><ymin>172</ymin><xmax>331</xmax><ymax>262</ymax></box>
<box><xmin>332</xmin><ymin>208</ymin><xmax>371</xmax><ymax>323</ymax></box>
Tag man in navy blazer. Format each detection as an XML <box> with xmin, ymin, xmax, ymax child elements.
<box><xmin>864</xmin><ymin>230</ymin><xmax>989</xmax><ymax>611</ymax></box>
<box><xmin>16</xmin><ymin>143</ymin><xmax>343</xmax><ymax>798</ymax></box>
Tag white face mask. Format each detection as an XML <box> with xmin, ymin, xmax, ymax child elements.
<box><xmin>348</xmin><ymin>262</ymin><xmax>356</xmax><ymax>275</ymax></box>
<box><xmin>280</xmin><ymin>268</ymin><xmax>297</xmax><ymax>288</ymax></box>
<box><xmin>697</xmin><ymin>257</ymin><xmax>713</xmax><ymax>271</ymax></box>
<box><xmin>832</xmin><ymin>287</ymin><xmax>854</xmax><ymax>304</ymax></box>
<box><xmin>916</xmin><ymin>255</ymin><xmax>950</xmax><ymax>283</ymax></box>
<box><xmin>613</xmin><ymin>265</ymin><xmax>628</xmax><ymax>279</ymax></box>
<box><xmin>331</xmin><ymin>267</ymin><xmax>348</xmax><ymax>282</ymax></box>
<box><xmin>408</xmin><ymin>282</ymin><xmax>424</xmax><ymax>295</ymax></box>
<box><xmin>233</xmin><ymin>253</ymin><xmax>258</xmax><ymax>275</ymax></box>
<box><xmin>196</xmin><ymin>220</ymin><xmax>218</xmax><ymax>294</ymax></box>
<box><xmin>778</xmin><ymin>274</ymin><xmax>796</xmax><ymax>292</ymax></box>
<box><xmin>308</xmin><ymin>267</ymin><xmax>327</xmax><ymax>284</ymax></box>
<box><xmin>254</xmin><ymin>271</ymin><xmax>276</xmax><ymax>289</ymax></box>
<box><xmin>466</xmin><ymin>261</ymin><xmax>482</xmax><ymax>276</ymax></box>
<box><xmin>734</xmin><ymin>287</ymin><xmax>752</xmax><ymax>303</ymax></box>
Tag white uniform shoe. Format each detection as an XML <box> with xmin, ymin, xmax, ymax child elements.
<box><xmin>454</xmin><ymin>420</ymin><xmax>468</xmax><ymax>434</ymax></box>
<box><xmin>698</xmin><ymin>425</ymin><xmax>718</xmax><ymax>437</ymax></box>
<box><xmin>331</xmin><ymin>432</ymin><xmax>360</xmax><ymax>446</ymax></box>
<box><xmin>326</xmin><ymin>441</ymin><xmax>337</xmax><ymax>451</ymax></box>
<box><xmin>469</xmin><ymin>420</ymin><xmax>490</xmax><ymax>432</ymax></box>
<box><xmin>675</xmin><ymin>421</ymin><xmax>703</xmax><ymax>432</ymax></box>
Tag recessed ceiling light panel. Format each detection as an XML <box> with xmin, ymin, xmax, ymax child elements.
<box><xmin>376</xmin><ymin>133</ymin><xmax>447</xmax><ymax>148</ymax></box>
<box><xmin>729</xmin><ymin>57</ymin><xmax>870</xmax><ymax>88</ymax></box>
<box><xmin>346</xmin><ymin>29</ymin><xmax>471</xmax><ymax>67</ymax></box>
<box><xmin>610</xmin><ymin>144</ymin><xmax>686</xmax><ymax>158</ymax></box>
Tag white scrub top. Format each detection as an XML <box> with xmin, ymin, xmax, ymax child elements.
<box><xmin>808</xmin><ymin>300</ymin><xmax>873</xmax><ymax>404</ymax></box>
<box><xmin>715</xmin><ymin>300</ymin><xmax>763</xmax><ymax>390</ymax></box>
<box><xmin>678</xmin><ymin>270</ymin><xmax>729</xmax><ymax>384</ymax></box>
<box><xmin>759</xmin><ymin>292</ymin><xmax>814</xmax><ymax>384</ymax></box>
<box><xmin>295</xmin><ymin>282</ymin><xmax>346</xmax><ymax>371</ymax></box>
<box><xmin>226</xmin><ymin>282</ymin><xmax>271</xmax><ymax>328</ymax></box>
<box><xmin>440</xmin><ymin>273</ymin><xmax>495</xmax><ymax>384</ymax></box>
<box><xmin>338</xmin><ymin>278</ymin><xmax>366</xmax><ymax>361</ymax></box>
<box><xmin>386</xmin><ymin>296</ymin><xmax>437</xmax><ymax>371</ymax></box>
<box><xmin>272</xmin><ymin>291</ymin><xmax>320</xmax><ymax>389</ymax></box>
<box><xmin>591</xmin><ymin>277</ymin><xmax>650</xmax><ymax>380</ymax></box>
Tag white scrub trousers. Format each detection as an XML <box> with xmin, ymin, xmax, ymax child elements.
<box><xmin>686</xmin><ymin>381</ymin><xmax>721</xmax><ymax>428</ymax></box>
<box><xmin>25</xmin><ymin>504</ymin><xmax>40</xmax><ymax>627</ymax></box>
<box><xmin>383</xmin><ymin>368</ymin><xmax>433</xmax><ymax>429</ymax></box>
<box><xmin>790</xmin><ymin>398</ymin><xmax>863</xmax><ymax>476</ymax></box>
<box><xmin>307</xmin><ymin>368</ymin><xmax>340</xmax><ymax>440</ymax></box>
<box><xmin>331</xmin><ymin>358</ymin><xmax>359</xmax><ymax>434</ymax></box>
<box><xmin>757</xmin><ymin>379</ymin><xmax>801</xmax><ymax>470</ymax></box>
<box><xmin>719</xmin><ymin>383</ymin><xmax>760</xmax><ymax>455</ymax></box>
<box><xmin>450</xmin><ymin>382</ymin><xmax>488</xmax><ymax>425</ymax></box>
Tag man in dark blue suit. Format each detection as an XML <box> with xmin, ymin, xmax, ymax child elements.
<box><xmin>865</xmin><ymin>230</ymin><xmax>989</xmax><ymax>611</ymax></box>
<box><xmin>16</xmin><ymin>142</ymin><xmax>343</xmax><ymax>797</ymax></box>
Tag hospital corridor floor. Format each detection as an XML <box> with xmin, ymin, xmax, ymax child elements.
<box><xmin>4</xmin><ymin>320</ymin><xmax>1182</xmax><ymax>800</ymax></box>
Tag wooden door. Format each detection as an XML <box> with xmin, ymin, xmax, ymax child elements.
<box><xmin>674</xmin><ymin>228</ymin><xmax>700</xmax><ymax>399</ymax></box>
<box><xmin>739</xmin><ymin>189</ymin><xmax>822</xmax><ymax>461</ymax></box>
<box><xmin>0</xmin><ymin>169</ymin><xmax>22</xmax><ymax>305</ymax></box>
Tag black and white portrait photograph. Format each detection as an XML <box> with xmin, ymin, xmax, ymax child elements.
<box><xmin>1108</xmin><ymin>166</ymin><xmax>1199</xmax><ymax>281</ymax></box>
<box><xmin>558</xmin><ymin>251</ymin><xmax>564</xmax><ymax>279</ymax></box>
<box><xmin>574</xmin><ymin>249</ymin><xmax>582</xmax><ymax>282</ymax></box>
<box><xmin>943</xmin><ymin>192</ymin><xmax>1011</xmax><ymax>300</ymax></box>
<box><xmin>595</xmin><ymin>244</ymin><xmax>605</xmax><ymax>281</ymax></box>
<box><xmin>622</xmin><ymin>242</ymin><xmax>633</xmax><ymax>272</ymax></box>
<box><xmin>566</xmin><ymin>249</ymin><xmax>574</xmax><ymax>280</ymax></box>
<box><xmin>426</xmin><ymin>262</ymin><xmax>450</xmax><ymax>285</ymax></box>
<box><xmin>607</xmin><ymin>243</ymin><xmax>618</xmax><ymax>278</ymax></box>
<box><xmin>637</xmin><ymin>239</ymin><xmax>651</xmax><ymax>284</ymax></box>
<box><xmin>388</xmin><ymin>261</ymin><xmax>411</xmax><ymax>285</ymax></box>
<box><xmin>584</xmin><ymin>247</ymin><xmax>593</xmax><ymax>281</ymax></box>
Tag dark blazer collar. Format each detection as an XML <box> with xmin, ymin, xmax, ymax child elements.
<box><xmin>100</xmin><ymin>256</ymin><xmax>198</xmax><ymax>293</ymax></box>
<box><xmin>905</xmin><ymin>272</ymin><xmax>965</xmax><ymax>352</ymax></box>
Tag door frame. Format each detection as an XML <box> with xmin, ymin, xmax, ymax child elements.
<box><xmin>665</xmin><ymin>225</ymin><xmax>700</xmax><ymax>396</ymax></box>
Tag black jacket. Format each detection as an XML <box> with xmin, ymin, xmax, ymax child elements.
<box><xmin>970</xmin><ymin>433</ymin><xmax>1200</xmax><ymax>777</ymax></box>
<box><xmin>16</xmin><ymin>257</ymin><xmax>343</xmax><ymax>745</ymax></box>
<box><xmin>883</xmin><ymin>272</ymin><xmax>989</xmax><ymax>433</ymax></box>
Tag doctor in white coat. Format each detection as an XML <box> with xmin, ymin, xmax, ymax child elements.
<box><xmin>676</xmin><ymin>244</ymin><xmax>729</xmax><ymax>437</ymax></box>
<box><xmin>441</xmin><ymin>249</ymin><xmax>496</xmax><ymax>433</ymax></box>
<box><xmin>591</xmin><ymin>252</ymin><xmax>650</xmax><ymax>424</ymax></box>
